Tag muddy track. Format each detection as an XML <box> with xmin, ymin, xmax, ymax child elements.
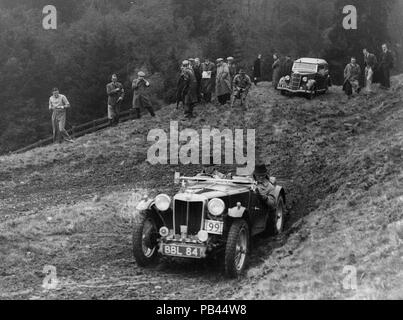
<box><xmin>1</xmin><ymin>81</ymin><xmax>402</xmax><ymax>300</ymax></box>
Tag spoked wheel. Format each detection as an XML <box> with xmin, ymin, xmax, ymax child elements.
<box><xmin>266</xmin><ymin>196</ymin><xmax>286</xmax><ymax>236</ymax></box>
<box><xmin>132</xmin><ymin>212</ymin><xmax>160</xmax><ymax>267</ymax></box>
<box><xmin>224</xmin><ymin>220</ymin><xmax>250</xmax><ymax>278</ymax></box>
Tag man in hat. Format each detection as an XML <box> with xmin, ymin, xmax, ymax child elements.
<box><xmin>49</xmin><ymin>87</ymin><xmax>74</xmax><ymax>144</ymax></box>
<box><xmin>253</xmin><ymin>164</ymin><xmax>276</xmax><ymax>211</ymax></box>
<box><xmin>230</xmin><ymin>69</ymin><xmax>252</xmax><ymax>108</ymax></box>
<box><xmin>132</xmin><ymin>71</ymin><xmax>156</xmax><ymax>119</ymax></box>
<box><xmin>178</xmin><ymin>60</ymin><xmax>198</xmax><ymax>118</ymax></box>
<box><xmin>201</xmin><ymin>58</ymin><xmax>216</xmax><ymax>103</ymax></box>
<box><xmin>106</xmin><ymin>74</ymin><xmax>125</xmax><ymax>126</ymax></box>
<box><xmin>216</xmin><ymin>58</ymin><xmax>232</xmax><ymax>105</ymax></box>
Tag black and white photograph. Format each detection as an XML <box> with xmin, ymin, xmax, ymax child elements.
<box><xmin>0</xmin><ymin>0</ymin><xmax>402</xmax><ymax>306</ymax></box>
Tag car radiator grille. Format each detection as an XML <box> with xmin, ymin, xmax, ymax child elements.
<box><xmin>290</xmin><ymin>74</ymin><xmax>302</xmax><ymax>90</ymax></box>
<box><xmin>173</xmin><ymin>200</ymin><xmax>204</xmax><ymax>235</ymax></box>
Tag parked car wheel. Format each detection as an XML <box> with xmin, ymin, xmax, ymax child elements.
<box><xmin>132</xmin><ymin>211</ymin><xmax>160</xmax><ymax>267</ymax></box>
<box><xmin>266</xmin><ymin>196</ymin><xmax>286</xmax><ymax>236</ymax></box>
<box><xmin>224</xmin><ymin>220</ymin><xmax>250</xmax><ymax>278</ymax></box>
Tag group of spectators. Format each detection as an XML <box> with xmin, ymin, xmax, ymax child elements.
<box><xmin>176</xmin><ymin>57</ymin><xmax>254</xmax><ymax>119</ymax></box>
<box><xmin>343</xmin><ymin>43</ymin><xmax>395</xmax><ymax>97</ymax></box>
<box><xmin>48</xmin><ymin>44</ymin><xmax>396</xmax><ymax>143</ymax></box>
<box><xmin>49</xmin><ymin>71</ymin><xmax>157</xmax><ymax>143</ymax></box>
<box><xmin>175</xmin><ymin>54</ymin><xmax>298</xmax><ymax>118</ymax></box>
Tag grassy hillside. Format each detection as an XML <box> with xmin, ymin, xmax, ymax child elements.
<box><xmin>0</xmin><ymin>77</ymin><xmax>402</xmax><ymax>299</ymax></box>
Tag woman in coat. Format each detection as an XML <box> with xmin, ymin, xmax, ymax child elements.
<box><xmin>272</xmin><ymin>54</ymin><xmax>281</xmax><ymax>89</ymax></box>
<box><xmin>215</xmin><ymin>58</ymin><xmax>232</xmax><ymax>105</ymax></box>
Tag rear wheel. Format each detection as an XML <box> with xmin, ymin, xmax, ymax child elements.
<box><xmin>224</xmin><ymin>220</ymin><xmax>250</xmax><ymax>278</ymax></box>
<box><xmin>132</xmin><ymin>211</ymin><xmax>160</xmax><ymax>267</ymax></box>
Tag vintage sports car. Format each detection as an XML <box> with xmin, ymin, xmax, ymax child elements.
<box><xmin>132</xmin><ymin>172</ymin><xmax>286</xmax><ymax>278</ymax></box>
<box><xmin>277</xmin><ymin>58</ymin><xmax>331</xmax><ymax>99</ymax></box>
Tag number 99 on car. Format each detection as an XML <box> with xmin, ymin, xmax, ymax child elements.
<box><xmin>200</xmin><ymin>304</ymin><xmax>247</xmax><ymax>316</ymax></box>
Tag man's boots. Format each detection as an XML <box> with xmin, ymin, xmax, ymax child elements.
<box><xmin>135</xmin><ymin>108</ymin><xmax>141</xmax><ymax>119</ymax></box>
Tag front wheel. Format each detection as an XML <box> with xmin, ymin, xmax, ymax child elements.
<box><xmin>224</xmin><ymin>220</ymin><xmax>250</xmax><ymax>278</ymax></box>
<box><xmin>132</xmin><ymin>211</ymin><xmax>160</xmax><ymax>267</ymax></box>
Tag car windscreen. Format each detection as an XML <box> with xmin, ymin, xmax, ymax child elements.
<box><xmin>292</xmin><ymin>62</ymin><xmax>318</xmax><ymax>73</ymax></box>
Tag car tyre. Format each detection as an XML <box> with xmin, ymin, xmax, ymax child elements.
<box><xmin>224</xmin><ymin>220</ymin><xmax>250</xmax><ymax>278</ymax></box>
<box><xmin>266</xmin><ymin>196</ymin><xmax>286</xmax><ymax>236</ymax></box>
<box><xmin>132</xmin><ymin>211</ymin><xmax>160</xmax><ymax>267</ymax></box>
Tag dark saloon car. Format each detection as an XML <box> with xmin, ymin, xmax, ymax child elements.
<box><xmin>278</xmin><ymin>58</ymin><xmax>331</xmax><ymax>99</ymax></box>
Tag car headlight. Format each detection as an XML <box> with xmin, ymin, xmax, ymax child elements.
<box><xmin>285</xmin><ymin>75</ymin><xmax>290</xmax><ymax>81</ymax></box>
<box><xmin>208</xmin><ymin>198</ymin><xmax>225</xmax><ymax>216</ymax></box>
<box><xmin>155</xmin><ymin>194</ymin><xmax>171</xmax><ymax>211</ymax></box>
<box><xmin>302</xmin><ymin>77</ymin><xmax>308</xmax><ymax>82</ymax></box>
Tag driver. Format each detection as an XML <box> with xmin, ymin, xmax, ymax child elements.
<box><xmin>253</xmin><ymin>164</ymin><xmax>276</xmax><ymax>211</ymax></box>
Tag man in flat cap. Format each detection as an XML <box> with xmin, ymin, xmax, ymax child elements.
<box><xmin>132</xmin><ymin>71</ymin><xmax>156</xmax><ymax>119</ymax></box>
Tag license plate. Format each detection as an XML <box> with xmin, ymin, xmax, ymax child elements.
<box><xmin>162</xmin><ymin>245</ymin><xmax>204</xmax><ymax>258</ymax></box>
<box><xmin>204</xmin><ymin>220</ymin><xmax>224</xmax><ymax>235</ymax></box>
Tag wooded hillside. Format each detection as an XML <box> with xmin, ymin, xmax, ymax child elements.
<box><xmin>0</xmin><ymin>0</ymin><xmax>400</xmax><ymax>153</ymax></box>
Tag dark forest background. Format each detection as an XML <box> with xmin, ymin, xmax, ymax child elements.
<box><xmin>0</xmin><ymin>0</ymin><xmax>402</xmax><ymax>153</ymax></box>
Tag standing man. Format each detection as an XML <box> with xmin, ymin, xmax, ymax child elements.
<box><xmin>253</xmin><ymin>54</ymin><xmax>262</xmax><ymax>86</ymax></box>
<box><xmin>132</xmin><ymin>71</ymin><xmax>156</xmax><ymax>119</ymax></box>
<box><xmin>343</xmin><ymin>57</ymin><xmax>361</xmax><ymax>98</ymax></box>
<box><xmin>193</xmin><ymin>58</ymin><xmax>203</xmax><ymax>102</ymax></box>
<box><xmin>272</xmin><ymin>54</ymin><xmax>281</xmax><ymax>89</ymax></box>
<box><xmin>227</xmin><ymin>57</ymin><xmax>237</xmax><ymax>84</ymax></box>
<box><xmin>49</xmin><ymin>88</ymin><xmax>74</xmax><ymax>144</ymax></box>
<box><xmin>282</xmin><ymin>55</ymin><xmax>294</xmax><ymax>77</ymax></box>
<box><xmin>363</xmin><ymin>48</ymin><xmax>378</xmax><ymax>93</ymax></box>
<box><xmin>179</xmin><ymin>60</ymin><xmax>198</xmax><ymax>119</ymax></box>
<box><xmin>106</xmin><ymin>74</ymin><xmax>125</xmax><ymax>126</ymax></box>
<box><xmin>230</xmin><ymin>69</ymin><xmax>252</xmax><ymax>108</ymax></box>
<box><xmin>201</xmin><ymin>58</ymin><xmax>216</xmax><ymax>103</ymax></box>
<box><xmin>379</xmin><ymin>44</ymin><xmax>394</xmax><ymax>89</ymax></box>
<box><xmin>216</xmin><ymin>58</ymin><xmax>232</xmax><ymax>105</ymax></box>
